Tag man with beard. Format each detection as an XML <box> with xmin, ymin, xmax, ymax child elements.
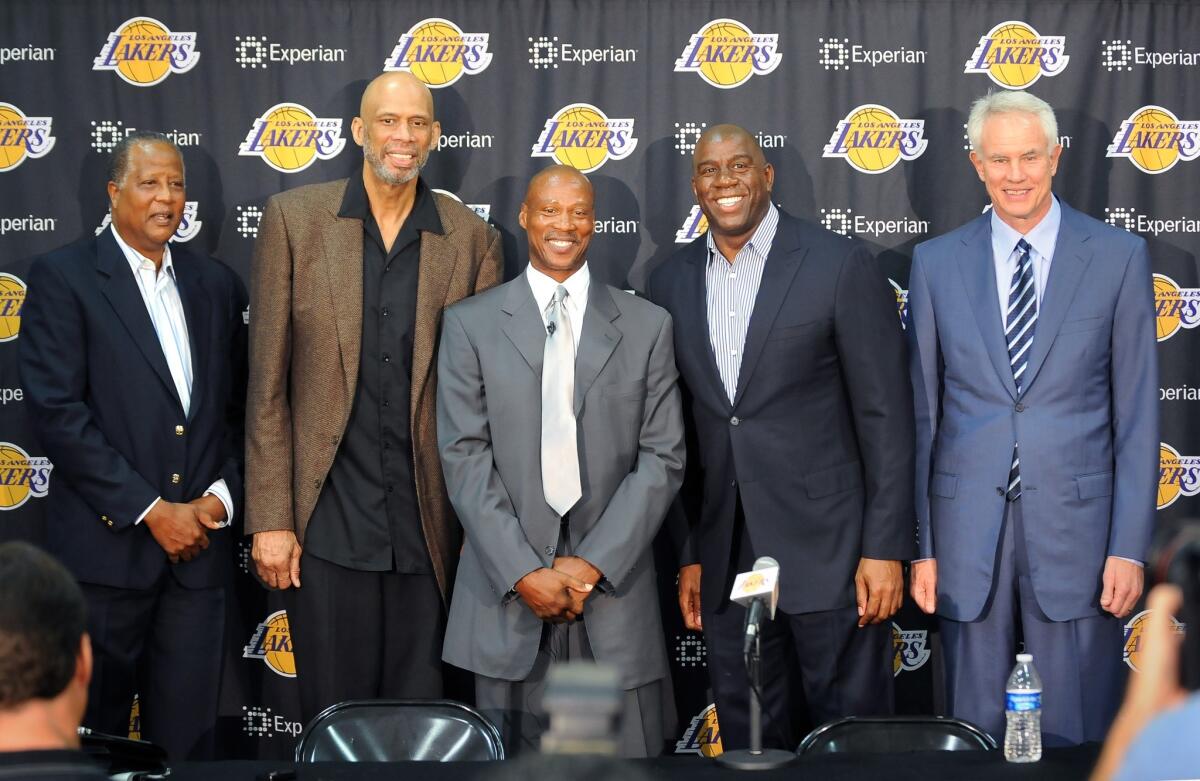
<box><xmin>246</xmin><ymin>71</ymin><xmax>503</xmax><ymax>722</ymax></box>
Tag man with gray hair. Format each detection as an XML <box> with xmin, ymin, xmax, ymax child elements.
<box><xmin>907</xmin><ymin>90</ymin><xmax>1157</xmax><ymax>744</ymax></box>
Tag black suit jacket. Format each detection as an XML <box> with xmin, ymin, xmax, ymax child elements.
<box><xmin>18</xmin><ymin>230</ymin><xmax>247</xmax><ymax>590</ymax></box>
<box><xmin>646</xmin><ymin>210</ymin><xmax>915</xmax><ymax>614</ymax></box>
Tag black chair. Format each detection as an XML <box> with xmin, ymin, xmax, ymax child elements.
<box><xmin>797</xmin><ymin>715</ymin><xmax>998</xmax><ymax>755</ymax></box>
<box><xmin>295</xmin><ymin>699</ymin><xmax>505</xmax><ymax>762</ymax></box>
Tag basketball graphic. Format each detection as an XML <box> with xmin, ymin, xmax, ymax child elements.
<box><xmin>532</xmin><ymin>103</ymin><xmax>637</xmax><ymax>173</ymax></box>
<box><xmin>823</xmin><ymin>104</ymin><xmax>927</xmax><ymax>174</ymax></box>
<box><xmin>243</xmin><ymin>610</ymin><xmax>296</xmax><ymax>677</ymax></box>
<box><xmin>0</xmin><ymin>104</ymin><xmax>54</xmax><ymax>172</ymax></box>
<box><xmin>384</xmin><ymin>17</ymin><xmax>492</xmax><ymax>87</ymax></box>
<box><xmin>964</xmin><ymin>21</ymin><xmax>1068</xmax><ymax>89</ymax></box>
<box><xmin>93</xmin><ymin>17</ymin><xmax>200</xmax><ymax>87</ymax></box>
<box><xmin>239</xmin><ymin>103</ymin><xmax>345</xmax><ymax>173</ymax></box>
<box><xmin>1107</xmin><ymin>106</ymin><xmax>1200</xmax><ymax>175</ymax></box>
<box><xmin>0</xmin><ymin>273</ymin><xmax>26</xmax><ymax>341</ymax></box>
<box><xmin>675</xmin><ymin>18</ymin><xmax>781</xmax><ymax>89</ymax></box>
<box><xmin>985</xmin><ymin>23</ymin><xmax>1041</xmax><ymax>87</ymax></box>
<box><xmin>1152</xmin><ymin>274</ymin><xmax>1200</xmax><ymax>342</ymax></box>
<box><xmin>0</xmin><ymin>443</ymin><xmax>53</xmax><ymax>511</ymax></box>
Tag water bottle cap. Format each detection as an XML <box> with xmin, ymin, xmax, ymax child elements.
<box><xmin>1016</xmin><ymin>653</ymin><xmax>1033</xmax><ymax>662</ymax></box>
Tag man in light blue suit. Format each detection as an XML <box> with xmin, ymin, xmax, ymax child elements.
<box><xmin>907</xmin><ymin>91</ymin><xmax>1158</xmax><ymax>746</ymax></box>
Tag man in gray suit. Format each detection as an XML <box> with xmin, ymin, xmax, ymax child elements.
<box><xmin>908</xmin><ymin>90</ymin><xmax>1158</xmax><ymax>745</ymax></box>
<box><xmin>437</xmin><ymin>165</ymin><xmax>685</xmax><ymax>756</ymax></box>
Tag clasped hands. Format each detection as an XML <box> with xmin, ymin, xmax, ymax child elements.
<box><xmin>143</xmin><ymin>495</ymin><xmax>227</xmax><ymax>564</ymax></box>
<box><xmin>515</xmin><ymin>556</ymin><xmax>602</xmax><ymax>623</ymax></box>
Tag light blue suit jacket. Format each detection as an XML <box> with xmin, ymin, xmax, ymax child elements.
<box><xmin>908</xmin><ymin>201</ymin><xmax>1158</xmax><ymax>622</ymax></box>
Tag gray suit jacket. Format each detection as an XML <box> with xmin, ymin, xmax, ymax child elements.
<box><xmin>438</xmin><ymin>274</ymin><xmax>685</xmax><ymax>688</ymax></box>
<box><xmin>908</xmin><ymin>201</ymin><xmax>1158</xmax><ymax>623</ymax></box>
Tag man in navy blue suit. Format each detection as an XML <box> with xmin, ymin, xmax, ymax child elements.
<box><xmin>646</xmin><ymin>124</ymin><xmax>915</xmax><ymax>749</ymax></box>
<box><xmin>18</xmin><ymin>132</ymin><xmax>247</xmax><ymax>759</ymax></box>
<box><xmin>907</xmin><ymin>91</ymin><xmax>1158</xmax><ymax>745</ymax></box>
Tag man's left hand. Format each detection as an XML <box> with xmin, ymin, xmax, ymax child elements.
<box><xmin>855</xmin><ymin>557</ymin><xmax>903</xmax><ymax>627</ymax></box>
<box><xmin>1100</xmin><ymin>556</ymin><xmax>1144</xmax><ymax>619</ymax></box>
<box><xmin>188</xmin><ymin>494</ymin><xmax>227</xmax><ymax>528</ymax></box>
<box><xmin>553</xmin><ymin>556</ymin><xmax>603</xmax><ymax>601</ymax></box>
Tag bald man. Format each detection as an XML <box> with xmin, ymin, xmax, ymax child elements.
<box><xmin>645</xmin><ymin>125</ymin><xmax>915</xmax><ymax>748</ymax></box>
<box><xmin>438</xmin><ymin>166</ymin><xmax>684</xmax><ymax>755</ymax></box>
<box><xmin>246</xmin><ymin>72</ymin><xmax>502</xmax><ymax>722</ymax></box>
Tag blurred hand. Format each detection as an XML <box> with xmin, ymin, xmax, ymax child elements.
<box><xmin>516</xmin><ymin>567</ymin><xmax>592</xmax><ymax>622</ymax></box>
<box><xmin>1100</xmin><ymin>557</ymin><xmax>1144</xmax><ymax>619</ymax></box>
<box><xmin>910</xmin><ymin>559</ymin><xmax>938</xmax><ymax>615</ymax></box>
<box><xmin>678</xmin><ymin>564</ymin><xmax>702</xmax><ymax>631</ymax></box>
<box><xmin>855</xmin><ymin>557</ymin><xmax>903</xmax><ymax>627</ymax></box>
<box><xmin>144</xmin><ymin>499</ymin><xmax>211</xmax><ymax>563</ymax></box>
<box><xmin>252</xmin><ymin>529</ymin><xmax>302</xmax><ymax>590</ymax></box>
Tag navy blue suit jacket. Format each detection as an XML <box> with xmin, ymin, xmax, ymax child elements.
<box><xmin>646</xmin><ymin>210</ymin><xmax>916</xmax><ymax>614</ymax></box>
<box><xmin>18</xmin><ymin>230</ymin><xmax>247</xmax><ymax>589</ymax></box>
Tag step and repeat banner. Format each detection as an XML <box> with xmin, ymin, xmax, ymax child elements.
<box><xmin>1</xmin><ymin>0</ymin><xmax>1198</xmax><ymax>759</ymax></box>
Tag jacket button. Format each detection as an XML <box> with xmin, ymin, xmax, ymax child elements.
<box><xmin>1015</xmin><ymin>402</ymin><xmax>1025</xmax><ymax>412</ymax></box>
<box><xmin>996</xmin><ymin>487</ymin><xmax>1004</xmax><ymax>496</ymax></box>
<box><xmin>730</xmin><ymin>416</ymin><xmax>740</xmax><ymax>426</ymax></box>
<box><xmin>107</xmin><ymin>520</ymin><xmax>114</xmax><ymax>528</ymax></box>
<box><xmin>175</xmin><ymin>425</ymin><xmax>185</xmax><ymax>436</ymax></box>
<box><xmin>544</xmin><ymin>545</ymin><xmax>555</xmax><ymax>555</ymax></box>
<box><xmin>171</xmin><ymin>473</ymin><xmax>181</xmax><ymax>484</ymax></box>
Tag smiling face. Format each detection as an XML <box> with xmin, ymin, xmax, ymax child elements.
<box><xmin>352</xmin><ymin>72</ymin><xmax>441</xmax><ymax>187</ymax></box>
<box><xmin>107</xmin><ymin>141</ymin><xmax>185</xmax><ymax>263</ymax></box>
<box><xmin>691</xmin><ymin>126</ymin><xmax>774</xmax><ymax>250</ymax></box>
<box><xmin>519</xmin><ymin>166</ymin><xmax>594</xmax><ymax>283</ymax></box>
<box><xmin>970</xmin><ymin>111</ymin><xmax>1062</xmax><ymax>233</ymax></box>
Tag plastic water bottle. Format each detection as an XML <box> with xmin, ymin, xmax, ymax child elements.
<box><xmin>1004</xmin><ymin>652</ymin><xmax>1042</xmax><ymax>762</ymax></box>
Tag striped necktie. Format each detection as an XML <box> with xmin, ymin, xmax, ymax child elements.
<box><xmin>1006</xmin><ymin>239</ymin><xmax>1036</xmax><ymax>501</ymax></box>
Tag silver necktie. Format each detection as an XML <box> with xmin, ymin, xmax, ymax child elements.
<box><xmin>541</xmin><ymin>285</ymin><xmax>582</xmax><ymax>516</ymax></box>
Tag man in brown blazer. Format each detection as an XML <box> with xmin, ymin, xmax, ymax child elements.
<box><xmin>245</xmin><ymin>71</ymin><xmax>502</xmax><ymax>723</ymax></box>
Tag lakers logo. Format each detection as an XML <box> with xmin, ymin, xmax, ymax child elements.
<box><xmin>888</xmin><ymin>279</ymin><xmax>909</xmax><ymax>330</ymax></box>
<box><xmin>1123</xmin><ymin>609</ymin><xmax>1185</xmax><ymax>672</ymax></box>
<box><xmin>823</xmin><ymin>105</ymin><xmax>927</xmax><ymax>174</ymax></box>
<box><xmin>93</xmin><ymin>17</ymin><xmax>199</xmax><ymax>86</ymax></box>
<box><xmin>0</xmin><ymin>442</ymin><xmax>53</xmax><ymax>511</ymax></box>
<box><xmin>96</xmin><ymin>202</ymin><xmax>201</xmax><ymax>243</ymax></box>
<box><xmin>892</xmin><ymin>622</ymin><xmax>931</xmax><ymax>676</ymax></box>
<box><xmin>238</xmin><ymin>103</ymin><xmax>345</xmax><ymax>173</ymax></box>
<box><xmin>243</xmin><ymin>610</ymin><xmax>296</xmax><ymax>677</ymax></box>
<box><xmin>674</xmin><ymin>18</ymin><xmax>781</xmax><ymax>88</ymax></box>
<box><xmin>0</xmin><ymin>103</ymin><xmax>54</xmax><ymax>172</ymax></box>
<box><xmin>532</xmin><ymin>103</ymin><xmax>637</xmax><ymax>173</ymax></box>
<box><xmin>128</xmin><ymin>695</ymin><xmax>141</xmax><ymax>740</ymax></box>
<box><xmin>1154</xmin><ymin>274</ymin><xmax>1200</xmax><ymax>342</ymax></box>
<box><xmin>384</xmin><ymin>18</ymin><xmax>492</xmax><ymax>87</ymax></box>
<box><xmin>1158</xmin><ymin>442</ymin><xmax>1200</xmax><ymax>510</ymax></box>
<box><xmin>964</xmin><ymin>21</ymin><xmax>1068</xmax><ymax>88</ymax></box>
<box><xmin>0</xmin><ymin>273</ymin><xmax>26</xmax><ymax>342</ymax></box>
<box><xmin>675</xmin><ymin>703</ymin><xmax>723</xmax><ymax>756</ymax></box>
<box><xmin>676</xmin><ymin>206</ymin><xmax>708</xmax><ymax>243</ymax></box>
<box><xmin>1107</xmin><ymin>106</ymin><xmax>1200</xmax><ymax>175</ymax></box>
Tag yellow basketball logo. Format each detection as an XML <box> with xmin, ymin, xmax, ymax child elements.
<box><xmin>0</xmin><ymin>104</ymin><xmax>54</xmax><ymax>172</ymax></box>
<box><xmin>532</xmin><ymin>103</ymin><xmax>637</xmax><ymax>173</ymax></box>
<box><xmin>1153</xmin><ymin>274</ymin><xmax>1200</xmax><ymax>342</ymax></box>
<box><xmin>675</xmin><ymin>18</ymin><xmax>781</xmax><ymax>88</ymax></box>
<box><xmin>239</xmin><ymin>103</ymin><xmax>345</xmax><ymax>173</ymax></box>
<box><xmin>1158</xmin><ymin>442</ymin><xmax>1200</xmax><ymax>510</ymax></box>
<box><xmin>1107</xmin><ymin>106</ymin><xmax>1200</xmax><ymax>175</ymax></box>
<box><xmin>676</xmin><ymin>206</ymin><xmax>709</xmax><ymax>244</ymax></box>
<box><xmin>0</xmin><ymin>442</ymin><xmax>53</xmax><ymax>511</ymax></box>
<box><xmin>242</xmin><ymin>610</ymin><xmax>296</xmax><ymax>677</ymax></box>
<box><xmin>384</xmin><ymin>18</ymin><xmax>492</xmax><ymax>87</ymax></box>
<box><xmin>0</xmin><ymin>273</ymin><xmax>26</xmax><ymax>342</ymax></box>
<box><xmin>1123</xmin><ymin>609</ymin><xmax>1185</xmax><ymax>672</ymax></box>
<box><xmin>674</xmin><ymin>703</ymin><xmax>723</xmax><ymax>757</ymax></box>
<box><xmin>964</xmin><ymin>21</ymin><xmax>1068</xmax><ymax>89</ymax></box>
<box><xmin>823</xmin><ymin>105</ymin><xmax>927</xmax><ymax>174</ymax></box>
<box><xmin>93</xmin><ymin>17</ymin><xmax>199</xmax><ymax>86</ymax></box>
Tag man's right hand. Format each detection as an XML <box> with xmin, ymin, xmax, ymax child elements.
<box><xmin>678</xmin><ymin>564</ymin><xmax>702</xmax><ymax>631</ymax></box>
<box><xmin>910</xmin><ymin>558</ymin><xmax>937</xmax><ymax>614</ymax></box>
<box><xmin>515</xmin><ymin>567</ymin><xmax>592</xmax><ymax>622</ymax></box>
<box><xmin>143</xmin><ymin>499</ymin><xmax>218</xmax><ymax>563</ymax></box>
<box><xmin>252</xmin><ymin>529</ymin><xmax>302</xmax><ymax>590</ymax></box>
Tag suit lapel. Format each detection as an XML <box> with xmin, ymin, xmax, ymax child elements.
<box><xmin>957</xmin><ymin>217</ymin><xmax>1018</xmax><ymax>400</ymax></box>
<box><xmin>574</xmin><ymin>284</ymin><xmax>622</xmax><ymax>414</ymax></box>
<box><xmin>732</xmin><ymin>218</ymin><xmax>807</xmax><ymax>408</ymax></box>
<box><xmin>320</xmin><ymin>187</ymin><xmax>365</xmax><ymax>402</ymax></box>
<box><xmin>412</xmin><ymin>199</ymin><xmax>462</xmax><ymax>414</ymax></box>
<box><xmin>97</xmin><ymin>232</ymin><xmax>183</xmax><ymax>411</ymax></box>
<box><xmin>502</xmin><ymin>276</ymin><xmax>546</xmax><ymax>378</ymax></box>
<box><xmin>1020</xmin><ymin>205</ymin><xmax>1093</xmax><ymax>392</ymax></box>
<box><xmin>677</xmin><ymin>242</ymin><xmax>731</xmax><ymax>411</ymax></box>
<box><xmin>172</xmin><ymin>248</ymin><xmax>210</xmax><ymax>421</ymax></box>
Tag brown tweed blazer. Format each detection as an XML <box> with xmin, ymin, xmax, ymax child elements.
<box><xmin>244</xmin><ymin>177</ymin><xmax>502</xmax><ymax>602</ymax></box>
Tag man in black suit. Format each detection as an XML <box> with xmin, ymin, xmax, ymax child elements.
<box><xmin>18</xmin><ymin>132</ymin><xmax>247</xmax><ymax>759</ymax></box>
<box><xmin>645</xmin><ymin>124</ymin><xmax>915</xmax><ymax>749</ymax></box>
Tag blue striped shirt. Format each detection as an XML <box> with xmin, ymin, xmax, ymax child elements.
<box><xmin>705</xmin><ymin>202</ymin><xmax>779</xmax><ymax>403</ymax></box>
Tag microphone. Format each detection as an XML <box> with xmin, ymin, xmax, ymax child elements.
<box><xmin>730</xmin><ymin>556</ymin><xmax>780</xmax><ymax>655</ymax></box>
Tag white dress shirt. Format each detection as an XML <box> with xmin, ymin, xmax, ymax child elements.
<box><xmin>526</xmin><ymin>261</ymin><xmax>590</xmax><ymax>352</ymax></box>
<box><xmin>109</xmin><ymin>226</ymin><xmax>233</xmax><ymax>527</ymax></box>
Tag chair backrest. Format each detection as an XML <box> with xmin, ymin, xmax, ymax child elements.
<box><xmin>797</xmin><ymin>715</ymin><xmax>998</xmax><ymax>755</ymax></box>
<box><xmin>295</xmin><ymin>699</ymin><xmax>505</xmax><ymax>762</ymax></box>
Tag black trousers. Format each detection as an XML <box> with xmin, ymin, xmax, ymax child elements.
<box><xmin>701</xmin><ymin>499</ymin><xmax>893</xmax><ymax>751</ymax></box>
<box><xmin>81</xmin><ymin>574</ymin><xmax>225</xmax><ymax>760</ymax></box>
<box><xmin>284</xmin><ymin>551</ymin><xmax>445</xmax><ymax>727</ymax></box>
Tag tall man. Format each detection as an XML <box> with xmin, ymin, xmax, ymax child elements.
<box><xmin>907</xmin><ymin>90</ymin><xmax>1158</xmax><ymax>744</ymax></box>
<box><xmin>438</xmin><ymin>165</ymin><xmax>685</xmax><ymax>756</ymax></box>
<box><xmin>19</xmin><ymin>132</ymin><xmax>247</xmax><ymax>759</ymax></box>
<box><xmin>646</xmin><ymin>125</ymin><xmax>915</xmax><ymax>749</ymax></box>
<box><xmin>246</xmin><ymin>72</ymin><xmax>502</xmax><ymax>723</ymax></box>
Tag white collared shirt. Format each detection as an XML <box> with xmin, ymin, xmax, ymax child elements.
<box><xmin>990</xmin><ymin>196</ymin><xmax>1061</xmax><ymax>318</ymax></box>
<box><xmin>526</xmin><ymin>261</ymin><xmax>590</xmax><ymax>353</ymax></box>
<box><xmin>109</xmin><ymin>225</ymin><xmax>233</xmax><ymax>527</ymax></box>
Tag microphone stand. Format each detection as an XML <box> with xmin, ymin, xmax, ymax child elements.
<box><xmin>715</xmin><ymin>601</ymin><xmax>796</xmax><ymax>770</ymax></box>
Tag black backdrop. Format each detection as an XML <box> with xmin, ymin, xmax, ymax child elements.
<box><xmin>1</xmin><ymin>0</ymin><xmax>1197</xmax><ymax>759</ymax></box>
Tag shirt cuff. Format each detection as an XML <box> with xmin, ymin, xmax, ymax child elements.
<box><xmin>134</xmin><ymin>497</ymin><xmax>161</xmax><ymax>526</ymax></box>
<box><xmin>1112</xmin><ymin>555</ymin><xmax>1144</xmax><ymax>567</ymax></box>
<box><xmin>204</xmin><ymin>480</ymin><xmax>234</xmax><ymax>527</ymax></box>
